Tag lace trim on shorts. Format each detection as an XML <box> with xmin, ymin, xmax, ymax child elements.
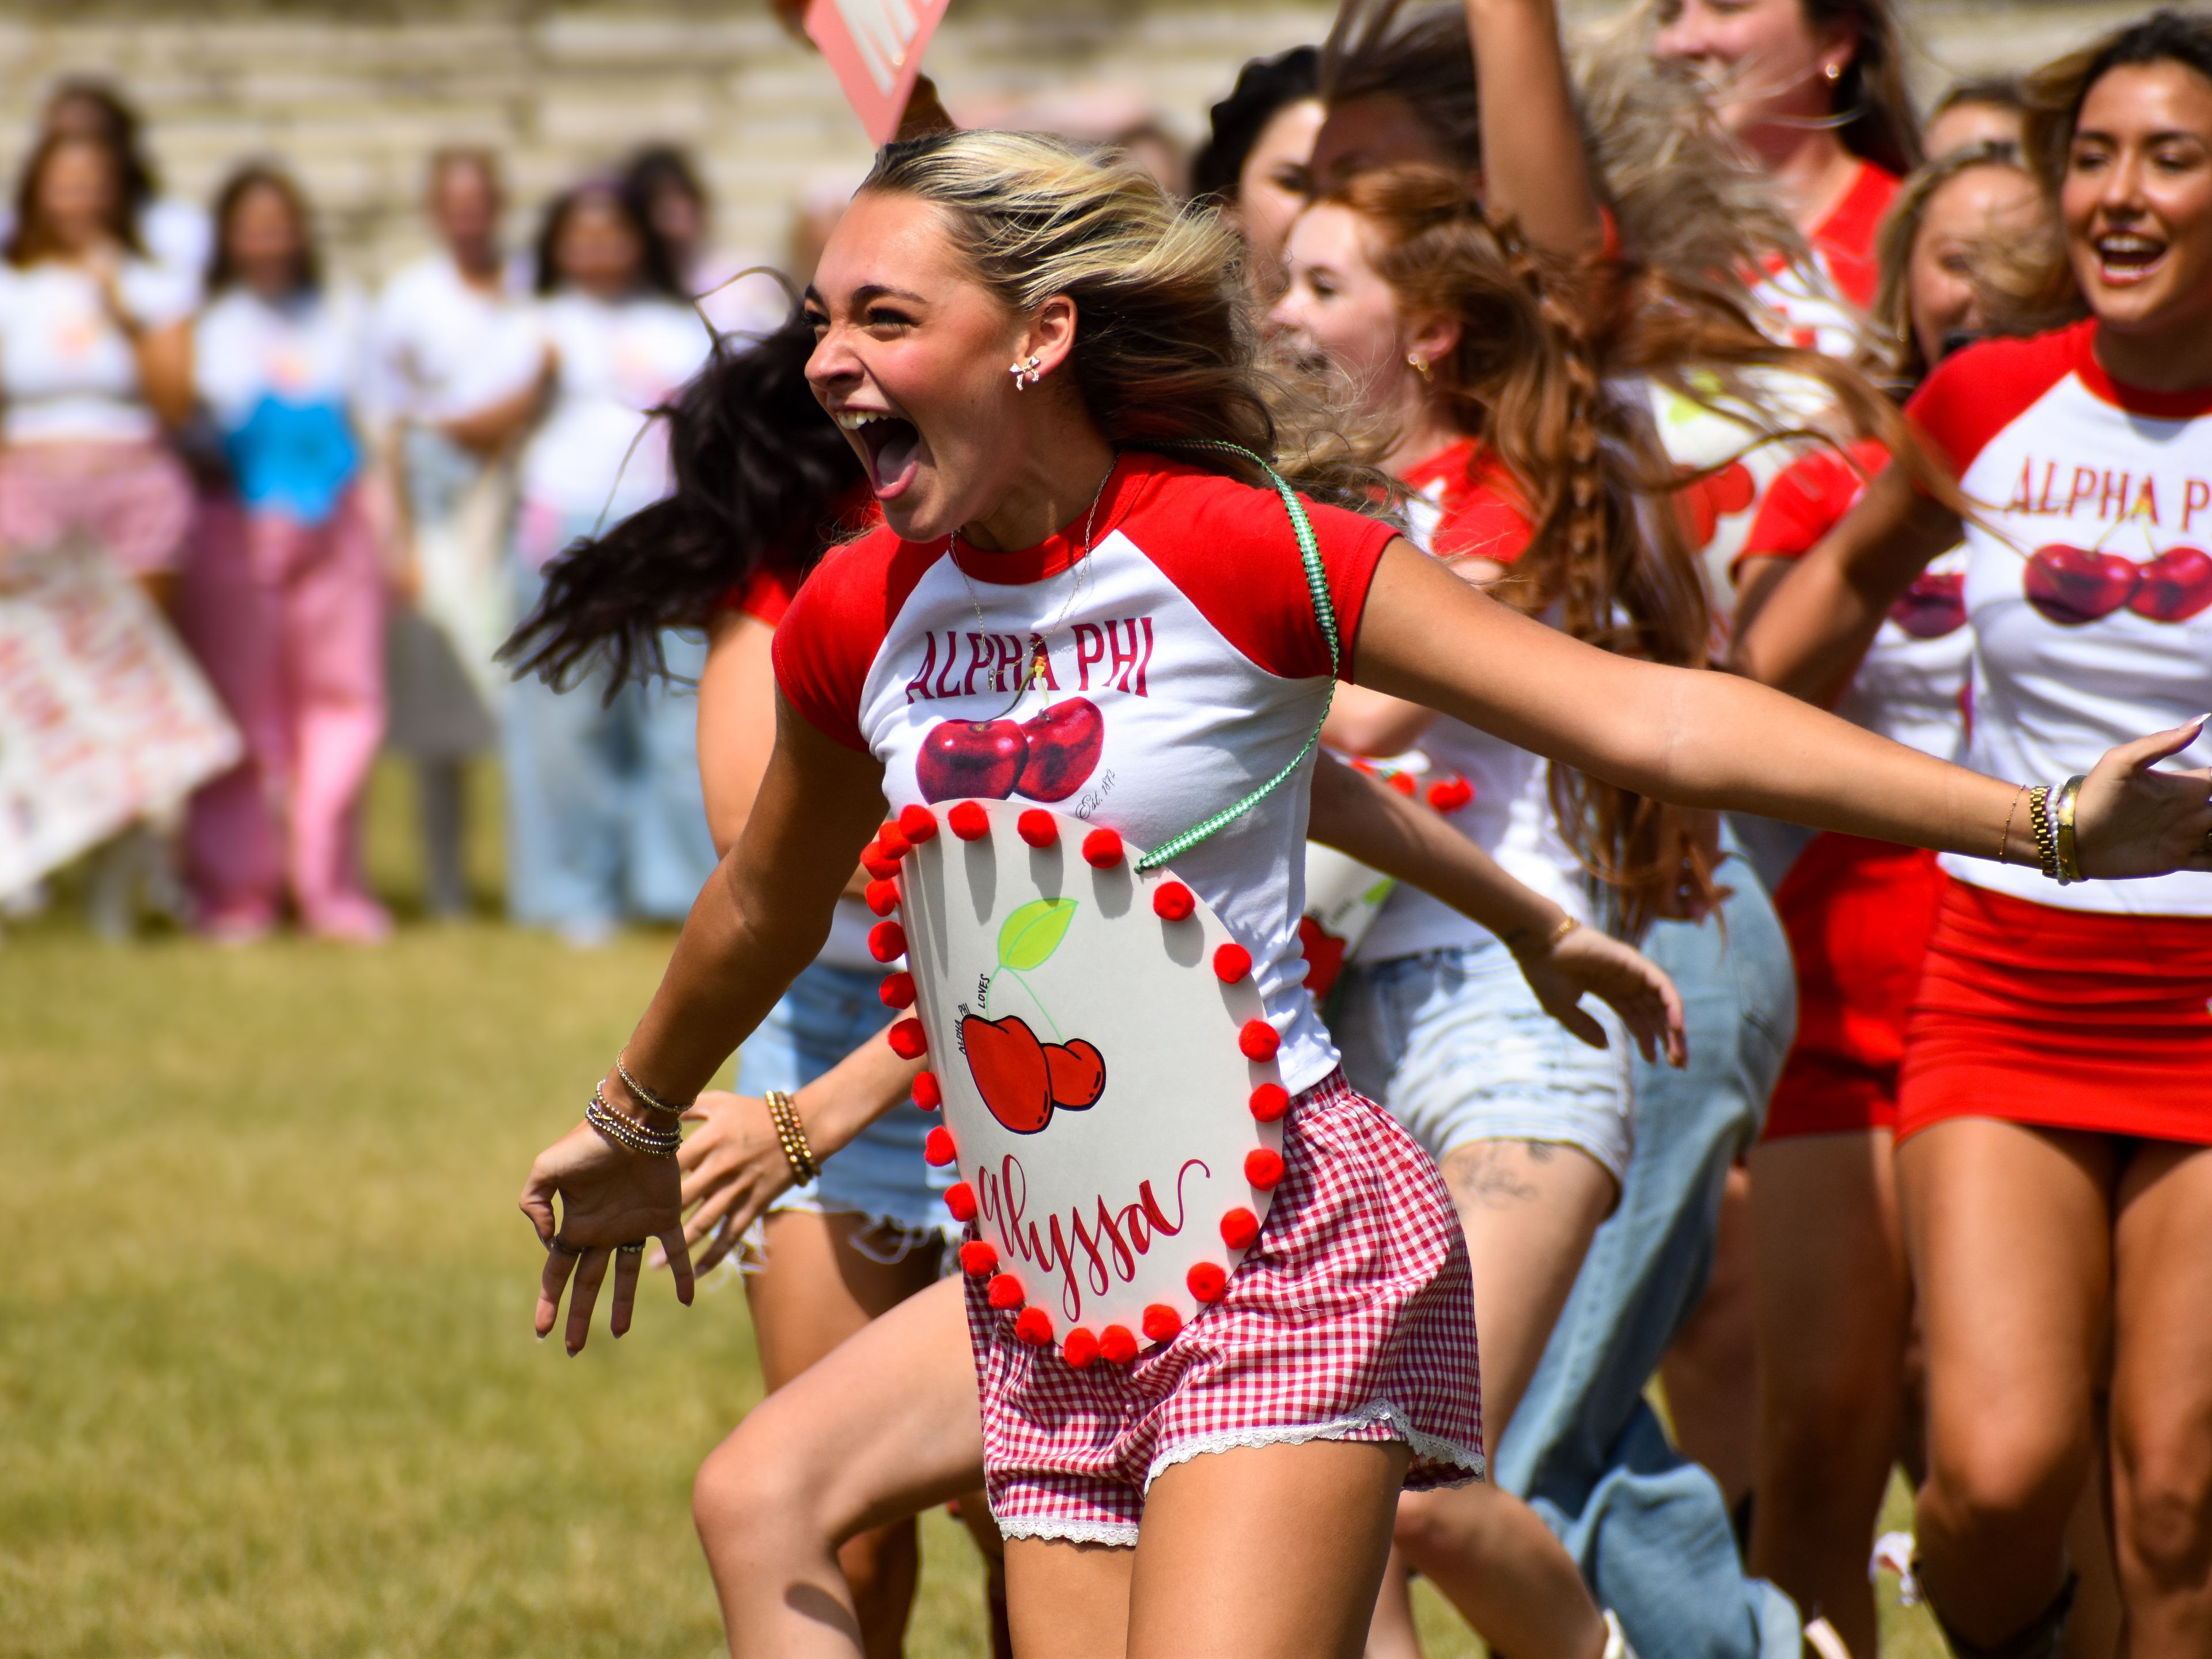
<box><xmin>1143</xmin><ymin>1397</ymin><xmax>1487</xmax><ymax>1493</ymax></box>
<box><xmin>995</xmin><ymin>1515</ymin><xmax>1143</xmax><ymax>1548</ymax></box>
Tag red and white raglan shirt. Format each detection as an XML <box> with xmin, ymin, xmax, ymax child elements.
<box><xmin>772</xmin><ymin>452</ymin><xmax>1395</xmax><ymax>1097</ymax></box>
<box><xmin>1739</xmin><ymin>437</ymin><xmax>1968</xmax><ymax>1138</ymax></box>
<box><xmin>1356</xmin><ymin>440</ymin><xmax>1596</xmax><ymax>963</ymax></box>
<box><xmin>1895</xmin><ymin>320</ymin><xmax>2212</xmax><ymax>1137</ymax></box>
<box><xmin>1756</xmin><ymin>160</ymin><xmax>1900</xmax><ymax>358</ymax></box>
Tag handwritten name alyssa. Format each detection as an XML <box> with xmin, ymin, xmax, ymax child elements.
<box><xmin>974</xmin><ymin>1152</ymin><xmax>1206</xmax><ymax>1323</ymax></box>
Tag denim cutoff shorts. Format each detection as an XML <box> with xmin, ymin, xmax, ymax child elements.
<box><xmin>1334</xmin><ymin>934</ymin><xmax>1634</xmax><ymax>1185</ymax></box>
<box><xmin>735</xmin><ymin>959</ymin><xmax>953</xmax><ymax>1242</ymax></box>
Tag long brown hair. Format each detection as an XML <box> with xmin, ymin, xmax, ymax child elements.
<box><xmin>1801</xmin><ymin>0</ymin><xmax>1922</xmax><ymax>178</ymax></box>
<box><xmin>206</xmin><ymin>163</ymin><xmax>322</xmax><ymax>296</ymax></box>
<box><xmin>4</xmin><ymin>132</ymin><xmax>139</xmax><ymax>268</ymax></box>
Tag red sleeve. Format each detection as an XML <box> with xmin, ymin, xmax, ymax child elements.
<box><xmin>1735</xmin><ymin>439</ymin><xmax>1888</xmax><ymax>574</ymax></box>
<box><xmin>1904</xmin><ymin>321</ymin><xmax>2089</xmax><ymax>480</ymax></box>
<box><xmin>1432</xmin><ymin>471</ymin><xmax>1536</xmax><ymax>567</ymax></box>
<box><xmin>770</xmin><ymin>528</ymin><xmax>942</xmax><ymax>752</ymax></box>
<box><xmin>716</xmin><ymin>562</ymin><xmax>801</xmax><ymax>626</ymax></box>
<box><xmin>1123</xmin><ymin>464</ymin><xmax>1395</xmax><ymax>684</ymax></box>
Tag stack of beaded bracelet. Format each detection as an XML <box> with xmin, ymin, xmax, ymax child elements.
<box><xmin>764</xmin><ymin>1089</ymin><xmax>820</xmax><ymax>1184</ymax></box>
<box><xmin>2054</xmin><ymin>775</ymin><xmax>2086</xmax><ymax>884</ymax></box>
<box><xmin>2026</xmin><ymin>785</ymin><xmax>2060</xmax><ymax>881</ymax></box>
<box><xmin>615</xmin><ymin>1054</ymin><xmax>691</xmax><ymax>1120</ymax></box>
<box><xmin>588</xmin><ymin>1084</ymin><xmax>681</xmax><ymax>1158</ymax></box>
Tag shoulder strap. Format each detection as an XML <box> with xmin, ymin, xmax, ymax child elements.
<box><xmin>1134</xmin><ymin>440</ymin><xmax>1339</xmax><ymax>872</ymax></box>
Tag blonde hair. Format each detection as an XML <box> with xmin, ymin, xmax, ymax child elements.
<box><xmin>1868</xmin><ymin>142</ymin><xmax>2038</xmax><ymax>386</ymax></box>
<box><xmin>858</xmin><ymin>130</ymin><xmax>1381</xmax><ymax>506</ymax></box>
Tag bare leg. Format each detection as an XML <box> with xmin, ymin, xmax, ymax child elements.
<box><xmin>2065</xmin><ymin>1436</ymin><xmax>2122</xmax><ymax>1659</ymax></box>
<box><xmin>717</xmin><ymin>1214</ymin><xmax>946</xmax><ymax>1658</ymax></box>
<box><xmin>1125</xmin><ymin>1440</ymin><xmax>1411</xmax><ymax>1658</ymax></box>
<box><xmin>1361</xmin><ymin>1548</ymin><xmax>1424</xmax><ymax>1659</ymax></box>
<box><xmin>1389</xmin><ymin>1139</ymin><xmax>1614</xmax><ymax>1657</ymax></box>
<box><xmin>1659</xmin><ymin>1162</ymin><xmax>1758</xmax><ymax>1516</ymax></box>
<box><xmin>2107</xmin><ymin>1141</ymin><xmax>2212</xmax><ymax>1653</ymax></box>
<box><xmin>1005</xmin><ymin>1541</ymin><xmax>1135</xmax><ymax>1659</ymax></box>
<box><xmin>1901</xmin><ymin>1120</ymin><xmax>2112</xmax><ymax>1648</ymax></box>
<box><xmin>1746</xmin><ymin>1131</ymin><xmax>1912</xmax><ymax>1657</ymax></box>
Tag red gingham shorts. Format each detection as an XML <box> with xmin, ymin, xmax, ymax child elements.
<box><xmin>967</xmin><ymin>1070</ymin><xmax>1485</xmax><ymax>1546</ymax></box>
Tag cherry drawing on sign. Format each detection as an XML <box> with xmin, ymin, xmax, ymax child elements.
<box><xmin>962</xmin><ymin>893</ymin><xmax>1109</xmax><ymax>1134</ymax></box>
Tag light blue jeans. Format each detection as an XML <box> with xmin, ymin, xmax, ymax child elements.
<box><xmin>736</xmin><ymin>960</ymin><xmax>952</xmax><ymax>1240</ymax></box>
<box><xmin>1494</xmin><ymin>853</ymin><xmax>1804</xmax><ymax>1659</ymax></box>
<box><xmin>502</xmin><ymin>549</ymin><xmax>721</xmax><ymax>933</ymax></box>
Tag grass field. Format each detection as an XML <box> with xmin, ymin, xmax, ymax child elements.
<box><xmin>0</xmin><ymin>762</ymin><xmax>1943</xmax><ymax>1656</ymax></box>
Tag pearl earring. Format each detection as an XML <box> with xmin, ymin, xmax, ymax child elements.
<box><xmin>1825</xmin><ymin>61</ymin><xmax>1843</xmax><ymax>81</ymax></box>
<box><xmin>1407</xmin><ymin>353</ymin><xmax>1432</xmax><ymax>381</ymax></box>
<box><xmin>1009</xmin><ymin>354</ymin><xmax>1043</xmax><ymax>389</ymax></box>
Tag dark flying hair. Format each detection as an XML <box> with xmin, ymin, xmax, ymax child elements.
<box><xmin>500</xmin><ymin>313</ymin><xmax>866</xmax><ymax>696</ymax></box>
<box><xmin>1321</xmin><ymin>0</ymin><xmax>1485</xmax><ymax>169</ymax></box>
<box><xmin>1798</xmin><ymin>0</ymin><xmax>1923</xmax><ymax>178</ymax></box>
<box><xmin>206</xmin><ymin>163</ymin><xmax>323</xmax><ymax>296</ymax></box>
<box><xmin>1192</xmin><ymin>46</ymin><xmax>1321</xmax><ymax>202</ymax></box>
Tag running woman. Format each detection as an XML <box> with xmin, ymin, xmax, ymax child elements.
<box><xmin>1737</xmin><ymin>16</ymin><xmax>2212</xmax><ymax>1652</ymax></box>
<box><xmin>1726</xmin><ymin>142</ymin><xmax>2040</xmax><ymax>1658</ymax></box>
<box><xmin>521</xmin><ymin>129</ymin><xmax>2208</xmax><ymax>1659</ymax></box>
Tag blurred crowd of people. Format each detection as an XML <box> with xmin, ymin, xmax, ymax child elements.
<box><xmin>0</xmin><ymin>78</ymin><xmax>791</xmax><ymax>945</ymax></box>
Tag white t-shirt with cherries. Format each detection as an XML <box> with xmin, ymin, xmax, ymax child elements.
<box><xmin>1907</xmin><ymin>319</ymin><xmax>2212</xmax><ymax>915</ymax></box>
<box><xmin>518</xmin><ymin>289</ymin><xmax>710</xmax><ymax>522</ymax></box>
<box><xmin>0</xmin><ymin>258</ymin><xmax>194</xmax><ymax>444</ymax></box>
<box><xmin>772</xmin><ymin>451</ymin><xmax>1398</xmax><ymax>1095</ymax></box>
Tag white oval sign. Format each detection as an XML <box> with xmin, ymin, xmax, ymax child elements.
<box><xmin>885</xmin><ymin>799</ymin><xmax>1286</xmax><ymax>1355</ymax></box>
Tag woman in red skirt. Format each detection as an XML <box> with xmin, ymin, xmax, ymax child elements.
<box><xmin>520</xmin><ymin>128</ymin><xmax>2206</xmax><ymax>1657</ymax></box>
<box><xmin>1738</xmin><ymin>14</ymin><xmax>2212</xmax><ymax>1652</ymax></box>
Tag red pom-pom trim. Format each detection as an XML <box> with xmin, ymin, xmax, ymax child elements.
<box><xmin>1238</xmin><ymin>1019</ymin><xmax>1281</xmax><ymax>1060</ymax></box>
<box><xmin>865</xmin><ymin>878</ymin><xmax>901</xmax><ymax>916</ymax></box>
<box><xmin>1141</xmin><ymin>1304</ymin><xmax>1183</xmax><ymax>1345</ymax></box>
<box><xmin>877</xmin><ymin>825</ymin><xmax>912</xmax><ymax>862</ymax></box>
<box><xmin>1081</xmin><ymin>827</ymin><xmax>1124</xmax><ymax>868</ymax></box>
<box><xmin>948</xmin><ymin>801</ymin><xmax>990</xmax><ymax>840</ymax></box>
<box><xmin>959</xmin><ymin>1240</ymin><xmax>998</xmax><ymax>1277</ymax></box>
<box><xmin>1212</xmin><ymin>942</ymin><xmax>1252</xmax><ymax>982</ymax></box>
<box><xmin>986</xmin><ymin>1272</ymin><xmax>1025</xmax><ymax>1310</ymax></box>
<box><xmin>1014</xmin><ymin>1306</ymin><xmax>1055</xmax><ymax>1345</ymax></box>
<box><xmin>899</xmin><ymin>804</ymin><xmax>939</xmax><ymax>842</ymax></box>
<box><xmin>1152</xmin><ymin>881</ymin><xmax>1196</xmax><ymax>921</ymax></box>
<box><xmin>944</xmin><ymin>1181</ymin><xmax>978</xmax><ymax>1222</ymax></box>
<box><xmin>1219</xmin><ymin>1207</ymin><xmax>1260</xmax><ymax>1251</ymax></box>
<box><xmin>888</xmin><ymin>1018</ymin><xmax>929</xmax><ymax>1059</ymax></box>
<box><xmin>1062</xmin><ymin>1326</ymin><xmax>1101</xmax><ymax>1368</ymax></box>
<box><xmin>1187</xmin><ymin>1262</ymin><xmax>1228</xmax><ymax>1302</ymax></box>
<box><xmin>868</xmin><ymin>920</ymin><xmax>907</xmax><ymax>963</ymax></box>
<box><xmin>1388</xmin><ymin>770</ymin><xmax>1419</xmax><ymax>796</ymax></box>
<box><xmin>1099</xmin><ymin>1324</ymin><xmax>1138</xmax><ymax>1364</ymax></box>
<box><xmin>912</xmin><ymin>1070</ymin><xmax>942</xmax><ymax>1111</ymax></box>
<box><xmin>1017</xmin><ymin>809</ymin><xmax>1057</xmax><ymax>848</ymax></box>
<box><xmin>878</xmin><ymin>971</ymin><xmax>916</xmax><ymax>1009</ymax></box>
<box><xmin>1245</xmin><ymin>1147</ymin><xmax>1286</xmax><ymax>1188</ymax></box>
<box><xmin>1248</xmin><ymin>1082</ymin><xmax>1290</xmax><ymax>1122</ymax></box>
<box><xmin>923</xmin><ymin>1124</ymin><xmax>956</xmax><ymax>1166</ymax></box>
<box><xmin>861</xmin><ymin>843</ymin><xmax>900</xmax><ymax>881</ymax></box>
<box><xmin>1426</xmin><ymin>775</ymin><xmax>1475</xmax><ymax>812</ymax></box>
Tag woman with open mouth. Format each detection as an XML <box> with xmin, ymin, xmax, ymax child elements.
<box><xmin>1737</xmin><ymin>13</ymin><xmax>2212</xmax><ymax>1654</ymax></box>
<box><xmin>520</xmin><ymin>127</ymin><xmax>2209</xmax><ymax>1659</ymax></box>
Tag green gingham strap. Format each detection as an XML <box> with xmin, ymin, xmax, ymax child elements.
<box><xmin>1133</xmin><ymin>441</ymin><xmax>1339</xmax><ymax>873</ymax></box>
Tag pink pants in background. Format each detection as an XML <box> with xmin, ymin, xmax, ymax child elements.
<box><xmin>177</xmin><ymin>490</ymin><xmax>390</xmax><ymax>940</ymax></box>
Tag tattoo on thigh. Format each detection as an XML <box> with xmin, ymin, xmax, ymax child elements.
<box><xmin>1442</xmin><ymin>1143</ymin><xmax>1541</xmax><ymax>1211</ymax></box>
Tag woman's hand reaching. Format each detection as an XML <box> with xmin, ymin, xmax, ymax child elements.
<box><xmin>651</xmin><ymin>1091</ymin><xmax>798</xmax><ymax>1275</ymax></box>
<box><xmin>518</xmin><ymin>1104</ymin><xmax>695</xmax><ymax>1355</ymax></box>
<box><xmin>1515</xmin><ymin>922</ymin><xmax>1688</xmax><ymax>1069</ymax></box>
<box><xmin>2075</xmin><ymin>718</ymin><xmax>2212</xmax><ymax>879</ymax></box>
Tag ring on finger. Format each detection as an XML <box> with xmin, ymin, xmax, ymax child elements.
<box><xmin>550</xmin><ymin>1234</ymin><xmax>584</xmax><ymax>1256</ymax></box>
<box><xmin>617</xmin><ymin>1241</ymin><xmax>647</xmax><ymax>1256</ymax></box>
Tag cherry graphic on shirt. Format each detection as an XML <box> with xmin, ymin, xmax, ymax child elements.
<box><xmin>1676</xmin><ymin>460</ymin><xmax>1758</xmax><ymax>549</ymax></box>
<box><xmin>918</xmin><ymin>719</ymin><xmax>1028</xmax><ymax>801</ymax></box>
<box><xmin>2128</xmin><ymin>547</ymin><xmax>2212</xmax><ymax>623</ymax></box>
<box><xmin>1891</xmin><ymin>571</ymin><xmax>1968</xmax><ymax>639</ymax></box>
<box><xmin>2025</xmin><ymin>544</ymin><xmax>2140</xmax><ymax>626</ymax></box>
<box><xmin>1016</xmin><ymin>698</ymin><xmax>1104</xmax><ymax>801</ymax></box>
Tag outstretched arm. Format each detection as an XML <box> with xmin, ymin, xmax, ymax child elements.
<box><xmin>1358</xmin><ymin>537</ymin><xmax>2212</xmax><ymax>876</ymax></box>
<box><xmin>1465</xmin><ymin>0</ymin><xmax>1608</xmax><ymax>259</ymax></box>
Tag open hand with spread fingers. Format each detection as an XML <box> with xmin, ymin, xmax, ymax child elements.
<box><xmin>2073</xmin><ymin>718</ymin><xmax>2212</xmax><ymax>878</ymax></box>
<box><xmin>1514</xmin><ymin>918</ymin><xmax>1689</xmax><ymax>1069</ymax></box>
<box><xmin>518</xmin><ymin>1088</ymin><xmax>695</xmax><ymax>1355</ymax></box>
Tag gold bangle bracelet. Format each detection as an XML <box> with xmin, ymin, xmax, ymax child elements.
<box><xmin>1511</xmin><ymin>915</ymin><xmax>1580</xmax><ymax>960</ymax></box>
<box><xmin>1998</xmin><ymin>783</ymin><xmax>2026</xmax><ymax>866</ymax></box>
<box><xmin>764</xmin><ymin>1089</ymin><xmax>819</xmax><ymax>1184</ymax></box>
<box><xmin>2027</xmin><ymin>785</ymin><xmax>2059</xmax><ymax>881</ymax></box>
<box><xmin>2055</xmin><ymin>775</ymin><xmax>2085</xmax><ymax>885</ymax></box>
<box><xmin>615</xmin><ymin>1053</ymin><xmax>690</xmax><ymax>1118</ymax></box>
